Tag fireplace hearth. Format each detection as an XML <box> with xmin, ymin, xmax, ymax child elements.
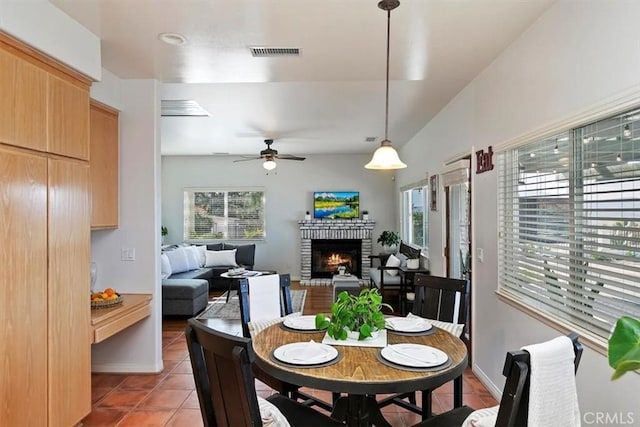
<box><xmin>311</xmin><ymin>239</ymin><xmax>361</xmax><ymax>278</ymax></box>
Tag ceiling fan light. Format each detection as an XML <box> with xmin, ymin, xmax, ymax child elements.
<box><xmin>263</xmin><ymin>159</ymin><xmax>277</xmax><ymax>170</ymax></box>
<box><xmin>365</xmin><ymin>141</ymin><xmax>407</xmax><ymax>170</ymax></box>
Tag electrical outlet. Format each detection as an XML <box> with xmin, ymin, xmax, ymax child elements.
<box><xmin>121</xmin><ymin>247</ymin><xmax>135</xmax><ymax>261</ymax></box>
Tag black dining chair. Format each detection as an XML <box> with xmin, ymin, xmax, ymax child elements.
<box><xmin>237</xmin><ymin>274</ymin><xmax>335</xmax><ymax>412</ymax></box>
<box><xmin>377</xmin><ymin>273</ymin><xmax>469</xmax><ymax>418</ymax></box>
<box><xmin>185</xmin><ymin>318</ymin><xmax>343</xmax><ymax>427</ymax></box>
<box><xmin>412</xmin><ymin>332</ymin><xmax>583</xmax><ymax>427</ymax></box>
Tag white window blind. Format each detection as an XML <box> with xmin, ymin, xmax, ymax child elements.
<box><xmin>498</xmin><ymin>108</ymin><xmax>640</xmax><ymax>341</ymax></box>
<box><xmin>183</xmin><ymin>188</ymin><xmax>265</xmax><ymax>241</ymax></box>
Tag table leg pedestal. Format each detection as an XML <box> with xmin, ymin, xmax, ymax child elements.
<box><xmin>331</xmin><ymin>395</ymin><xmax>392</xmax><ymax>427</ymax></box>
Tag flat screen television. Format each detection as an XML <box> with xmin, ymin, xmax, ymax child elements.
<box><xmin>313</xmin><ymin>191</ymin><xmax>359</xmax><ymax>219</ymax></box>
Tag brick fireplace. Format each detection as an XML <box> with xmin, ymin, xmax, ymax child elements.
<box><xmin>298</xmin><ymin>219</ymin><xmax>375</xmax><ymax>285</ymax></box>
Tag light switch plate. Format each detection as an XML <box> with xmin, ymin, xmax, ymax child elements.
<box><xmin>121</xmin><ymin>247</ymin><xmax>135</xmax><ymax>261</ymax></box>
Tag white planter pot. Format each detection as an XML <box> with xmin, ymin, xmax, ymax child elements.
<box><xmin>346</xmin><ymin>329</ymin><xmax>380</xmax><ymax>341</ymax></box>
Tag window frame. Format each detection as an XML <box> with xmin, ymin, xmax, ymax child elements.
<box><xmin>183</xmin><ymin>187</ymin><xmax>266</xmax><ymax>242</ymax></box>
<box><xmin>400</xmin><ymin>179</ymin><xmax>429</xmax><ymax>256</ymax></box>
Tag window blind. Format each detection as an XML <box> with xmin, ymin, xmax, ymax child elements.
<box><xmin>498</xmin><ymin>109</ymin><xmax>640</xmax><ymax>341</ymax></box>
<box><xmin>183</xmin><ymin>188</ymin><xmax>265</xmax><ymax>241</ymax></box>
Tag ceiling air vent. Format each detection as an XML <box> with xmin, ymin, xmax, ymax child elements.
<box><xmin>161</xmin><ymin>100</ymin><xmax>210</xmax><ymax>117</ymax></box>
<box><xmin>365</xmin><ymin>137</ymin><xmax>377</xmax><ymax>143</ymax></box>
<box><xmin>250</xmin><ymin>47</ymin><xmax>300</xmax><ymax>57</ymax></box>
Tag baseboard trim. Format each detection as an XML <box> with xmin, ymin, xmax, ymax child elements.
<box><xmin>472</xmin><ymin>362</ymin><xmax>502</xmax><ymax>401</ymax></box>
<box><xmin>91</xmin><ymin>361</ymin><xmax>164</xmax><ymax>374</ymax></box>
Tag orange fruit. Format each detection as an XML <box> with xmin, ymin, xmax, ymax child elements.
<box><xmin>105</xmin><ymin>288</ymin><xmax>115</xmax><ymax>297</ymax></box>
<box><xmin>101</xmin><ymin>292</ymin><xmax>109</xmax><ymax>299</ymax></box>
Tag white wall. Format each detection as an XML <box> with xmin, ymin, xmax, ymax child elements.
<box><xmin>0</xmin><ymin>0</ymin><xmax>101</xmax><ymax>80</ymax></box>
<box><xmin>396</xmin><ymin>0</ymin><xmax>639</xmax><ymax>418</ymax></box>
<box><xmin>90</xmin><ymin>78</ymin><xmax>163</xmax><ymax>373</ymax></box>
<box><xmin>162</xmin><ymin>155</ymin><xmax>397</xmax><ymax>277</ymax></box>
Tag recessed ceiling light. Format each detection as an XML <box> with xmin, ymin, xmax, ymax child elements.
<box><xmin>158</xmin><ymin>32</ymin><xmax>187</xmax><ymax>46</ymax></box>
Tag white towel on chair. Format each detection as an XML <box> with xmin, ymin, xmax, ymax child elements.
<box><xmin>522</xmin><ymin>335</ymin><xmax>580</xmax><ymax>427</ymax></box>
<box><xmin>248</xmin><ymin>275</ymin><xmax>281</xmax><ymax>322</ymax></box>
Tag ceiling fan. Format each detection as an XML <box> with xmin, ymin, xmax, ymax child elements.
<box><xmin>234</xmin><ymin>139</ymin><xmax>306</xmax><ymax>170</ymax></box>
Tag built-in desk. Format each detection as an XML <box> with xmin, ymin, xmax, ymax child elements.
<box><xmin>90</xmin><ymin>293</ymin><xmax>152</xmax><ymax>344</ymax></box>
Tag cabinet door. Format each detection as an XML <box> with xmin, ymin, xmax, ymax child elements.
<box><xmin>48</xmin><ymin>158</ymin><xmax>91</xmax><ymax>426</ymax></box>
<box><xmin>0</xmin><ymin>148</ymin><xmax>48</xmax><ymax>426</ymax></box>
<box><xmin>0</xmin><ymin>48</ymin><xmax>47</xmax><ymax>151</ymax></box>
<box><xmin>48</xmin><ymin>75</ymin><xmax>90</xmax><ymax>160</ymax></box>
<box><xmin>90</xmin><ymin>101</ymin><xmax>119</xmax><ymax>228</ymax></box>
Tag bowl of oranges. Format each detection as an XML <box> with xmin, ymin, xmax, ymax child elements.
<box><xmin>91</xmin><ymin>288</ymin><xmax>122</xmax><ymax>309</ymax></box>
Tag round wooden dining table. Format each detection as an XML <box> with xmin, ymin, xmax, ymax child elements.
<box><xmin>251</xmin><ymin>323</ymin><xmax>468</xmax><ymax>427</ymax></box>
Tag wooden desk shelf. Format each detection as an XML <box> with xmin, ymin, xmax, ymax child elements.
<box><xmin>91</xmin><ymin>293</ymin><xmax>152</xmax><ymax>344</ymax></box>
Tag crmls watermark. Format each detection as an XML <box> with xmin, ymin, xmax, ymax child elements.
<box><xmin>583</xmin><ymin>412</ymin><xmax>635</xmax><ymax>425</ymax></box>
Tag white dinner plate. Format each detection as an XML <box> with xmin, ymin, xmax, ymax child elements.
<box><xmin>273</xmin><ymin>342</ymin><xmax>338</xmax><ymax>365</ymax></box>
<box><xmin>380</xmin><ymin>344</ymin><xmax>448</xmax><ymax>368</ymax></box>
<box><xmin>283</xmin><ymin>315</ymin><xmax>320</xmax><ymax>331</ymax></box>
<box><xmin>385</xmin><ymin>316</ymin><xmax>432</xmax><ymax>333</ymax></box>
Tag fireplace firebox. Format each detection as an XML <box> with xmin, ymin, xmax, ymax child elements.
<box><xmin>311</xmin><ymin>239</ymin><xmax>361</xmax><ymax>278</ymax></box>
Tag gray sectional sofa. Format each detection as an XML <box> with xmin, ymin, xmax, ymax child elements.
<box><xmin>161</xmin><ymin>242</ymin><xmax>256</xmax><ymax>316</ymax></box>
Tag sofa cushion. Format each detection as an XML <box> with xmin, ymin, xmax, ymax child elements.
<box><xmin>169</xmin><ymin>267</ymin><xmax>216</xmax><ymax>281</ymax></box>
<box><xmin>206</xmin><ymin>243</ymin><xmax>224</xmax><ymax>251</ymax></box>
<box><xmin>205</xmin><ymin>249</ymin><xmax>238</xmax><ymax>267</ymax></box>
<box><xmin>162</xmin><ymin>278</ymin><xmax>208</xmax><ymax>299</ymax></box>
<box><xmin>369</xmin><ymin>268</ymin><xmax>402</xmax><ymax>288</ymax></box>
<box><xmin>224</xmin><ymin>243</ymin><xmax>256</xmax><ymax>267</ymax></box>
<box><xmin>183</xmin><ymin>246</ymin><xmax>201</xmax><ymax>270</ymax></box>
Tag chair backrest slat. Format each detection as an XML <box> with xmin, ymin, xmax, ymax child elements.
<box><xmin>186</xmin><ymin>319</ymin><xmax>263</xmax><ymax>427</ymax></box>
<box><xmin>412</xmin><ymin>274</ymin><xmax>469</xmax><ymax>325</ymax></box>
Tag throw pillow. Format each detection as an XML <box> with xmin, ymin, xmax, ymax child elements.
<box><xmin>205</xmin><ymin>249</ymin><xmax>238</xmax><ymax>267</ymax></box>
<box><xmin>195</xmin><ymin>245</ymin><xmax>207</xmax><ymax>267</ymax></box>
<box><xmin>395</xmin><ymin>252</ymin><xmax>408</xmax><ymax>268</ymax></box>
<box><xmin>224</xmin><ymin>243</ymin><xmax>255</xmax><ymax>267</ymax></box>
<box><xmin>160</xmin><ymin>253</ymin><xmax>172</xmax><ymax>279</ymax></box>
<box><xmin>257</xmin><ymin>396</ymin><xmax>291</xmax><ymax>427</ymax></box>
<box><xmin>183</xmin><ymin>246</ymin><xmax>201</xmax><ymax>271</ymax></box>
<box><xmin>407</xmin><ymin>313</ymin><xmax>464</xmax><ymax>337</ymax></box>
<box><xmin>249</xmin><ymin>312</ymin><xmax>302</xmax><ymax>337</ymax></box>
<box><xmin>165</xmin><ymin>248</ymin><xmax>191</xmax><ymax>274</ymax></box>
<box><xmin>385</xmin><ymin>254</ymin><xmax>401</xmax><ymax>277</ymax></box>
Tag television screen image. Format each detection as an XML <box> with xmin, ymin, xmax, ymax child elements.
<box><xmin>314</xmin><ymin>191</ymin><xmax>359</xmax><ymax>219</ymax></box>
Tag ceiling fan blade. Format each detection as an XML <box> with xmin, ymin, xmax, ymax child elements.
<box><xmin>277</xmin><ymin>154</ymin><xmax>306</xmax><ymax>161</ymax></box>
<box><xmin>233</xmin><ymin>157</ymin><xmax>262</xmax><ymax>163</ymax></box>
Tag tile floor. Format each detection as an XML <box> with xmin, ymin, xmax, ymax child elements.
<box><xmin>82</xmin><ymin>285</ymin><xmax>498</xmax><ymax>426</ymax></box>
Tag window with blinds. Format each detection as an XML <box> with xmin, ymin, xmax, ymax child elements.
<box><xmin>498</xmin><ymin>107</ymin><xmax>640</xmax><ymax>342</ymax></box>
<box><xmin>183</xmin><ymin>188</ymin><xmax>265</xmax><ymax>241</ymax></box>
<box><xmin>401</xmin><ymin>180</ymin><xmax>429</xmax><ymax>251</ymax></box>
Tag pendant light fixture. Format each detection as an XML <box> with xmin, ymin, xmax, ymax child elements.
<box><xmin>365</xmin><ymin>0</ymin><xmax>407</xmax><ymax>170</ymax></box>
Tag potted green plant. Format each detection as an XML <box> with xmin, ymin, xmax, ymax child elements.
<box><xmin>608</xmin><ymin>316</ymin><xmax>640</xmax><ymax>380</ymax></box>
<box><xmin>161</xmin><ymin>226</ymin><xmax>168</xmax><ymax>245</ymax></box>
<box><xmin>377</xmin><ymin>230</ymin><xmax>400</xmax><ymax>253</ymax></box>
<box><xmin>315</xmin><ymin>288</ymin><xmax>392</xmax><ymax>340</ymax></box>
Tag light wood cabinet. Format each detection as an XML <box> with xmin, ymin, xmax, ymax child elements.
<box><xmin>48</xmin><ymin>158</ymin><xmax>91</xmax><ymax>426</ymax></box>
<box><xmin>0</xmin><ymin>48</ymin><xmax>47</xmax><ymax>151</ymax></box>
<box><xmin>90</xmin><ymin>101</ymin><xmax>119</xmax><ymax>229</ymax></box>
<box><xmin>48</xmin><ymin>75</ymin><xmax>90</xmax><ymax>160</ymax></box>
<box><xmin>0</xmin><ymin>33</ymin><xmax>92</xmax><ymax>426</ymax></box>
<box><xmin>0</xmin><ymin>148</ymin><xmax>48</xmax><ymax>427</ymax></box>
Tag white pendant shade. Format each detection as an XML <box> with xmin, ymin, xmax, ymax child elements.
<box><xmin>263</xmin><ymin>159</ymin><xmax>277</xmax><ymax>170</ymax></box>
<box><xmin>365</xmin><ymin>141</ymin><xmax>407</xmax><ymax>170</ymax></box>
<box><xmin>365</xmin><ymin>0</ymin><xmax>407</xmax><ymax>171</ymax></box>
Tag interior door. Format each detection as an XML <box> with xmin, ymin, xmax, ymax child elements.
<box><xmin>443</xmin><ymin>159</ymin><xmax>472</xmax><ymax>355</ymax></box>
